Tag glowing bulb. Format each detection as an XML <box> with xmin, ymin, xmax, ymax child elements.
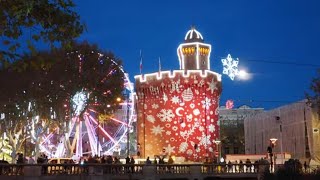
<box><xmin>237</xmin><ymin>70</ymin><xmax>251</xmax><ymax>80</ymax></box>
<box><xmin>238</xmin><ymin>70</ymin><xmax>247</xmax><ymax>78</ymax></box>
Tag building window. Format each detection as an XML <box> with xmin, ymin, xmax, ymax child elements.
<box><xmin>224</xmin><ymin>147</ymin><xmax>230</xmax><ymax>154</ymax></box>
<box><xmin>234</xmin><ymin>147</ymin><xmax>239</xmax><ymax>154</ymax></box>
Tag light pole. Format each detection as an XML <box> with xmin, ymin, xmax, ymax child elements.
<box><xmin>97</xmin><ymin>114</ymin><xmax>100</xmax><ymax>156</ymax></box>
<box><xmin>276</xmin><ymin>111</ymin><xmax>283</xmax><ymax>164</ymax></box>
<box><xmin>126</xmin><ymin>92</ymin><xmax>130</xmax><ymax>158</ymax></box>
<box><xmin>268</xmin><ymin>138</ymin><xmax>277</xmax><ymax>172</ymax></box>
<box><xmin>214</xmin><ymin>140</ymin><xmax>221</xmax><ymax>163</ymax></box>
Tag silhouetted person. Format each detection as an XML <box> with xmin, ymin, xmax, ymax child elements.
<box><xmin>130</xmin><ymin>157</ymin><xmax>135</xmax><ymax>173</ymax></box>
<box><xmin>227</xmin><ymin>161</ymin><xmax>232</xmax><ymax>172</ymax></box>
<box><xmin>125</xmin><ymin>156</ymin><xmax>130</xmax><ymax>173</ymax></box>
<box><xmin>146</xmin><ymin>157</ymin><xmax>151</xmax><ymax>165</ymax></box>
<box><xmin>245</xmin><ymin>159</ymin><xmax>252</xmax><ymax>172</ymax></box>
<box><xmin>304</xmin><ymin>161</ymin><xmax>308</xmax><ymax>173</ymax></box>
<box><xmin>239</xmin><ymin>160</ymin><xmax>244</xmax><ymax>173</ymax></box>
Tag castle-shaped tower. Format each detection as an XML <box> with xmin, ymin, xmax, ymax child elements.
<box><xmin>135</xmin><ymin>27</ymin><xmax>222</xmax><ymax>162</ymax></box>
<box><xmin>177</xmin><ymin>27</ymin><xmax>211</xmax><ymax>70</ymax></box>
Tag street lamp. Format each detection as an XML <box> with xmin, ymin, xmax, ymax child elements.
<box><xmin>267</xmin><ymin>138</ymin><xmax>278</xmax><ymax>172</ymax></box>
<box><xmin>214</xmin><ymin>140</ymin><xmax>221</xmax><ymax>163</ymax></box>
<box><xmin>125</xmin><ymin>92</ymin><xmax>130</xmax><ymax>158</ymax></box>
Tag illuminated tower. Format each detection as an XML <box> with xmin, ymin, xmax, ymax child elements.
<box><xmin>135</xmin><ymin>27</ymin><xmax>222</xmax><ymax>162</ymax></box>
<box><xmin>177</xmin><ymin>27</ymin><xmax>211</xmax><ymax>70</ymax></box>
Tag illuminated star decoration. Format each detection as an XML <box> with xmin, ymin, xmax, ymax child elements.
<box><xmin>221</xmin><ymin>54</ymin><xmax>239</xmax><ymax>80</ymax></box>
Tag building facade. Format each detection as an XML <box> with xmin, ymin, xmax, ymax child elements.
<box><xmin>135</xmin><ymin>28</ymin><xmax>222</xmax><ymax>161</ymax></box>
<box><xmin>219</xmin><ymin>105</ymin><xmax>264</xmax><ymax>157</ymax></box>
<box><xmin>244</xmin><ymin>100</ymin><xmax>320</xmax><ymax>164</ymax></box>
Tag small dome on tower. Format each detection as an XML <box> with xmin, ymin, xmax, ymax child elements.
<box><xmin>184</xmin><ymin>27</ymin><xmax>204</xmax><ymax>42</ymax></box>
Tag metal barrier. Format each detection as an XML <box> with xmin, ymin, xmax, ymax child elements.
<box><xmin>3</xmin><ymin>163</ymin><xmax>319</xmax><ymax>176</ymax></box>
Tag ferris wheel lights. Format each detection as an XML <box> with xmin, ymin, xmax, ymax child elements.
<box><xmin>39</xmin><ymin>51</ymin><xmax>136</xmax><ymax>158</ymax></box>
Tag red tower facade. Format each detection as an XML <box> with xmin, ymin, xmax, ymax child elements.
<box><xmin>135</xmin><ymin>28</ymin><xmax>222</xmax><ymax>161</ymax></box>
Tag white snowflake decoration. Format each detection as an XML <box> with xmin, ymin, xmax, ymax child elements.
<box><xmin>199</xmin><ymin>126</ymin><xmax>205</xmax><ymax>132</ymax></box>
<box><xmin>187</xmin><ymin>149</ymin><xmax>193</xmax><ymax>156</ymax></box>
<box><xmin>206</xmin><ymin>78</ymin><xmax>218</xmax><ymax>94</ymax></box>
<box><xmin>197</xmin><ymin>134</ymin><xmax>211</xmax><ymax>149</ymax></box>
<box><xmin>208</xmin><ymin>124</ymin><xmax>215</xmax><ymax>132</ymax></box>
<box><xmin>151</xmin><ymin>103</ymin><xmax>159</xmax><ymax>109</ymax></box>
<box><xmin>164</xmin><ymin>144</ymin><xmax>175</xmax><ymax>154</ymax></box>
<box><xmin>221</xmin><ymin>54</ymin><xmax>239</xmax><ymax>80</ymax></box>
<box><xmin>201</xmin><ymin>97</ymin><xmax>212</xmax><ymax>109</ymax></box>
<box><xmin>151</xmin><ymin>125</ymin><xmax>165</xmax><ymax>136</ymax></box>
<box><xmin>170</xmin><ymin>96</ymin><xmax>180</xmax><ymax>104</ymax></box>
<box><xmin>157</xmin><ymin>109</ymin><xmax>175</xmax><ymax>122</ymax></box>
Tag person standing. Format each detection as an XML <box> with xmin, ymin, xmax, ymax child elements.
<box><xmin>125</xmin><ymin>156</ymin><xmax>130</xmax><ymax>173</ymax></box>
<box><xmin>130</xmin><ymin>157</ymin><xmax>135</xmax><ymax>173</ymax></box>
<box><xmin>146</xmin><ymin>157</ymin><xmax>151</xmax><ymax>165</ymax></box>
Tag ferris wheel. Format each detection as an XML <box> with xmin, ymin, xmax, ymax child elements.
<box><xmin>39</xmin><ymin>52</ymin><xmax>136</xmax><ymax>159</ymax></box>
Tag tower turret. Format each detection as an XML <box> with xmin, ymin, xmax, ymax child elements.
<box><xmin>177</xmin><ymin>27</ymin><xmax>212</xmax><ymax>71</ymax></box>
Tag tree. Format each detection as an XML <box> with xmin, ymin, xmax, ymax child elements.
<box><xmin>0</xmin><ymin>0</ymin><xmax>84</xmax><ymax>67</ymax></box>
<box><xmin>306</xmin><ymin>69</ymin><xmax>320</xmax><ymax>114</ymax></box>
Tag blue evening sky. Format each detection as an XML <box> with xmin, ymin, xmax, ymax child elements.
<box><xmin>55</xmin><ymin>0</ymin><xmax>320</xmax><ymax>109</ymax></box>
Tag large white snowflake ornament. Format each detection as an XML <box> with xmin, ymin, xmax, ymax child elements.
<box><xmin>151</xmin><ymin>125</ymin><xmax>165</xmax><ymax>136</ymax></box>
<box><xmin>164</xmin><ymin>144</ymin><xmax>175</xmax><ymax>155</ymax></box>
<box><xmin>157</xmin><ymin>109</ymin><xmax>175</xmax><ymax>122</ymax></box>
<box><xmin>221</xmin><ymin>54</ymin><xmax>239</xmax><ymax>80</ymax></box>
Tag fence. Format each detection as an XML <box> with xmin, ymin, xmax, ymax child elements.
<box><xmin>0</xmin><ymin>163</ymin><xmax>268</xmax><ymax>176</ymax></box>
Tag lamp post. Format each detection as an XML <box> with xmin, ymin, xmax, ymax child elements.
<box><xmin>126</xmin><ymin>92</ymin><xmax>130</xmax><ymax>158</ymax></box>
<box><xmin>268</xmin><ymin>138</ymin><xmax>278</xmax><ymax>172</ymax></box>
<box><xmin>97</xmin><ymin>114</ymin><xmax>100</xmax><ymax>156</ymax></box>
<box><xmin>214</xmin><ymin>140</ymin><xmax>221</xmax><ymax>163</ymax></box>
